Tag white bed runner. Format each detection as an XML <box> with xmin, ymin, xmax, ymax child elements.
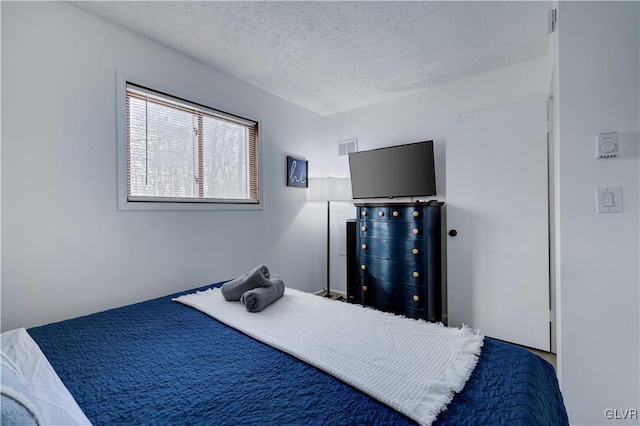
<box><xmin>174</xmin><ymin>287</ymin><xmax>483</xmax><ymax>426</ymax></box>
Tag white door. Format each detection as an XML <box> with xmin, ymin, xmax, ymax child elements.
<box><xmin>446</xmin><ymin>99</ymin><xmax>550</xmax><ymax>351</ymax></box>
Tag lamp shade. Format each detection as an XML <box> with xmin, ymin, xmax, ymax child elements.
<box><xmin>309</xmin><ymin>177</ymin><xmax>352</xmax><ymax>201</ymax></box>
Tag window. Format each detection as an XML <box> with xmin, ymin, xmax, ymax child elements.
<box><xmin>124</xmin><ymin>82</ymin><xmax>259</xmax><ymax>206</ymax></box>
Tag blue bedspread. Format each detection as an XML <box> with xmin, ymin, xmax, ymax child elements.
<box><xmin>28</xmin><ymin>283</ymin><xmax>568</xmax><ymax>425</ymax></box>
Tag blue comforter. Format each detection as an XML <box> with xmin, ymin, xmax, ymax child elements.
<box><xmin>28</xmin><ymin>283</ymin><xmax>568</xmax><ymax>425</ymax></box>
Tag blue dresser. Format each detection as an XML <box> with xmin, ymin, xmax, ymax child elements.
<box><xmin>352</xmin><ymin>201</ymin><xmax>443</xmax><ymax>322</ymax></box>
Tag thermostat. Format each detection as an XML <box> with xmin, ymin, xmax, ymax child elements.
<box><xmin>596</xmin><ymin>132</ymin><xmax>619</xmax><ymax>159</ymax></box>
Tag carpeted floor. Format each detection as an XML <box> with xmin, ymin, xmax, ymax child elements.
<box><xmin>317</xmin><ymin>290</ymin><xmax>345</xmax><ymax>301</ymax></box>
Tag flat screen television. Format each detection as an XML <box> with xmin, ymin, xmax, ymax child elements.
<box><xmin>348</xmin><ymin>141</ymin><xmax>436</xmax><ymax>199</ymax></box>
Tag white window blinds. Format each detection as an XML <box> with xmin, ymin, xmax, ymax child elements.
<box><xmin>126</xmin><ymin>83</ymin><xmax>259</xmax><ymax>204</ymax></box>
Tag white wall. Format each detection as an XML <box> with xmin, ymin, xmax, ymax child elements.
<box><xmin>556</xmin><ymin>2</ymin><xmax>640</xmax><ymax>425</ymax></box>
<box><xmin>321</xmin><ymin>57</ymin><xmax>550</xmax><ymax>192</ymax></box>
<box><xmin>1</xmin><ymin>2</ymin><xmax>327</xmax><ymax>331</ymax></box>
<box><xmin>319</xmin><ymin>57</ymin><xmax>549</xmax><ymax>298</ymax></box>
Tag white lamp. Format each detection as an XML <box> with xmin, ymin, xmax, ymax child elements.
<box><xmin>309</xmin><ymin>177</ymin><xmax>352</xmax><ymax>298</ymax></box>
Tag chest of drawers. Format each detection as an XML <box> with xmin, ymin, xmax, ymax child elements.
<box><xmin>352</xmin><ymin>202</ymin><xmax>443</xmax><ymax>322</ymax></box>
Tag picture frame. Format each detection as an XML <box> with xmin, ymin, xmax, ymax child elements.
<box><xmin>286</xmin><ymin>156</ymin><xmax>308</xmax><ymax>188</ymax></box>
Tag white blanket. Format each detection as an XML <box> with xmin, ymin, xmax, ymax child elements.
<box><xmin>174</xmin><ymin>287</ymin><xmax>484</xmax><ymax>426</ymax></box>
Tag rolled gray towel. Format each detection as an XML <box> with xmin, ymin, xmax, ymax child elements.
<box><xmin>221</xmin><ymin>265</ymin><xmax>271</xmax><ymax>301</ymax></box>
<box><xmin>240</xmin><ymin>276</ymin><xmax>285</xmax><ymax>313</ymax></box>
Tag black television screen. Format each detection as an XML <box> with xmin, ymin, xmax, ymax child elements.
<box><xmin>348</xmin><ymin>141</ymin><xmax>436</xmax><ymax>199</ymax></box>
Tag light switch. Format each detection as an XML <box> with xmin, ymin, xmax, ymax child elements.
<box><xmin>595</xmin><ymin>186</ymin><xmax>622</xmax><ymax>213</ymax></box>
<box><xmin>602</xmin><ymin>192</ymin><xmax>614</xmax><ymax>207</ymax></box>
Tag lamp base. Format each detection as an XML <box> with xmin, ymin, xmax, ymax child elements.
<box><xmin>319</xmin><ymin>290</ymin><xmax>344</xmax><ymax>301</ymax></box>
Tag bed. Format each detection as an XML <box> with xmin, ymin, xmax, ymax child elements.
<box><xmin>4</xmin><ymin>281</ymin><xmax>568</xmax><ymax>425</ymax></box>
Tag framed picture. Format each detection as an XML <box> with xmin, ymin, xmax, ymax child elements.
<box><xmin>286</xmin><ymin>156</ymin><xmax>308</xmax><ymax>188</ymax></box>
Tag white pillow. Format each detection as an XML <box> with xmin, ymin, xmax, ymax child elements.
<box><xmin>1</xmin><ymin>328</ymin><xmax>92</xmax><ymax>425</ymax></box>
<box><xmin>1</xmin><ymin>362</ymin><xmax>42</xmax><ymax>425</ymax></box>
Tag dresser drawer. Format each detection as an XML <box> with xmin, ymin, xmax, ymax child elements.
<box><xmin>359</xmin><ymin>238</ymin><xmax>424</xmax><ymax>263</ymax></box>
<box><xmin>359</xmin><ymin>206</ymin><xmax>389</xmax><ymax>221</ymax></box>
<box><xmin>388</xmin><ymin>206</ymin><xmax>424</xmax><ymax>222</ymax></box>
<box><xmin>360</xmin><ymin>289</ymin><xmax>425</xmax><ymax>320</ymax></box>
<box><xmin>360</xmin><ymin>279</ymin><xmax>424</xmax><ymax>306</ymax></box>
<box><xmin>358</xmin><ymin>258</ymin><xmax>424</xmax><ymax>284</ymax></box>
<box><xmin>359</xmin><ymin>221</ymin><xmax>423</xmax><ymax>240</ymax></box>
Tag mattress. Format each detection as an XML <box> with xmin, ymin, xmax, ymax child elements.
<box><xmin>26</xmin><ymin>283</ymin><xmax>569</xmax><ymax>425</ymax></box>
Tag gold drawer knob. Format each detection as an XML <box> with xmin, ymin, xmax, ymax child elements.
<box><xmin>362</xmin><ymin>285</ymin><xmax>368</xmax><ymax>291</ymax></box>
<box><xmin>392</xmin><ymin>210</ymin><xmax>399</xmax><ymax>217</ymax></box>
<box><xmin>361</xmin><ymin>226</ymin><xmax>367</xmax><ymax>232</ymax></box>
<box><xmin>361</xmin><ymin>264</ymin><xmax>367</xmax><ymax>270</ymax></box>
<box><xmin>413</xmin><ymin>271</ymin><xmax>420</xmax><ymax>278</ymax></box>
<box><xmin>361</xmin><ymin>243</ymin><xmax>367</xmax><ymax>250</ymax></box>
<box><xmin>412</xmin><ymin>228</ymin><xmax>419</xmax><ymax>235</ymax></box>
<box><xmin>412</xmin><ymin>248</ymin><xmax>419</xmax><ymax>255</ymax></box>
<box><xmin>413</xmin><ymin>211</ymin><xmax>420</xmax><ymax>217</ymax></box>
<box><xmin>361</xmin><ymin>210</ymin><xmax>367</xmax><ymax>216</ymax></box>
<box><xmin>378</xmin><ymin>211</ymin><xmax>384</xmax><ymax>217</ymax></box>
<box><xmin>413</xmin><ymin>295</ymin><xmax>420</xmax><ymax>302</ymax></box>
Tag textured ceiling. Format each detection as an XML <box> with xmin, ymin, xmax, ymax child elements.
<box><xmin>72</xmin><ymin>1</ymin><xmax>551</xmax><ymax>116</ymax></box>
